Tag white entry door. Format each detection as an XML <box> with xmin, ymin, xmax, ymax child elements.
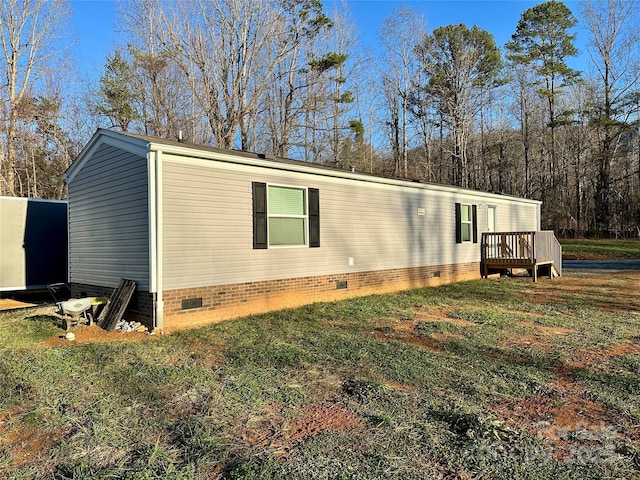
<box><xmin>486</xmin><ymin>205</ymin><xmax>498</xmax><ymax>258</ymax></box>
<box><xmin>487</xmin><ymin>205</ymin><xmax>497</xmax><ymax>232</ymax></box>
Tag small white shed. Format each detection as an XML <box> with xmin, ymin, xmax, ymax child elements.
<box><xmin>0</xmin><ymin>196</ymin><xmax>68</xmax><ymax>292</ymax></box>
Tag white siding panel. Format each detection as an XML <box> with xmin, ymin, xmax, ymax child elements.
<box><xmin>162</xmin><ymin>157</ymin><xmax>539</xmax><ymax>290</ymax></box>
<box><xmin>68</xmin><ymin>143</ymin><xmax>150</xmax><ymax>290</ymax></box>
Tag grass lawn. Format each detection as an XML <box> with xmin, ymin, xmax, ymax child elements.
<box><xmin>561</xmin><ymin>238</ymin><xmax>640</xmax><ymax>260</ymax></box>
<box><xmin>1</xmin><ymin>269</ymin><xmax>639</xmax><ymax>479</ymax></box>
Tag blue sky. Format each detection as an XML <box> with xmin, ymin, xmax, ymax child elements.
<box><xmin>70</xmin><ymin>0</ymin><xmax>586</xmax><ymax>79</ymax></box>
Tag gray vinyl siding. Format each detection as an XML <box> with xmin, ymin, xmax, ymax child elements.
<box><xmin>478</xmin><ymin>201</ymin><xmax>538</xmax><ymax>233</ymax></box>
<box><xmin>68</xmin><ymin>143</ymin><xmax>150</xmax><ymax>290</ymax></box>
<box><xmin>162</xmin><ymin>156</ymin><xmax>539</xmax><ymax>290</ymax></box>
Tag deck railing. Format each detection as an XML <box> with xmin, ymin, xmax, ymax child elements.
<box><xmin>534</xmin><ymin>231</ymin><xmax>563</xmax><ymax>276</ymax></box>
<box><xmin>481</xmin><ymin>231</ymin><xmax>562</xmax><ymax>279</ymax></box>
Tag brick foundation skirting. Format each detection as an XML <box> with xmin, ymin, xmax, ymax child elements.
<box><xmin>161</xmin><ymin>262</ymin><xmax>481</xmax><ymax>331</ymax></box>
<box><xmin>70</xmin><ymin>262</ymin><xmax>480</xmax><ymax>331</ymax></box>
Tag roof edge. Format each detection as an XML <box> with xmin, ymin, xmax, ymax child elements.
<box><xmin>63</xmin><ymin>128</ymin><xmax>151</xmax><ymax>184</ymax></box>
<box><xmin>145</xmin><ymin>137</ymin><xmax>542</xmax><ymax>206</ymax></box>
<box><xmin>68</xmin><ymin>129</ymin><xmax>542</xmax><ymax>206</ymax></box>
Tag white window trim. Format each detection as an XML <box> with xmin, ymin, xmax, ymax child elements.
<box><xmin>460</xmin><ymin>203</ymin><xmax>473</xmax><ymax>243</ymax></box>
<box><xmin>266</xmin><ymin>183</ymin><xmax>309</xmax><ymax>248</ymax></box>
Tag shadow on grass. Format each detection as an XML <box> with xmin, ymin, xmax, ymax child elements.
<box><xmin>26</xmin><ymin>313</ymin><xmax>65</xmax><ymax>332</ymax></box>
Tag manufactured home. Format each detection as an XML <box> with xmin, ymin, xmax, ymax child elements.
<box><xmin>64</xmin><ymin>129</ymin><xmax>550</xmax><ymax>331</ymax></box>
<box><xmin>0</xmin><ymin>196</ymin><xmax>67</xmax><ymax>292</ymax></box>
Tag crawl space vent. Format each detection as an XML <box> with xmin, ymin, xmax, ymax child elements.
<box><xmin>182</xmin><ymin>297</ymin><xmax>203</xmax><ymax>310</ymax></box>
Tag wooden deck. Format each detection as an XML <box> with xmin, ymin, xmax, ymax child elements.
<box><xmin>481</xmin><ymin>231</ymin><xmax>562</xmax><ymax>282</ymax></box>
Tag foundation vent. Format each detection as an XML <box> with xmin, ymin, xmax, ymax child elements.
<box><xmin>182</xmin><ymin>297</ymin><xmax>203</xmax><ymax>310</ymax></box>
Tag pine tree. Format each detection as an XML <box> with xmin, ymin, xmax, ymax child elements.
<box><xmin>95</xmin><ymin>50</ymin><xmax>141</xmax><ymax>132</ymax></box>
<box><xmin>416</xmin><ymin>24</ymin><xmax>502</xmax><ymax>188</ymax></box>
<box><xmin>506</xmin><ymin>0</ymin><xmax>579</xmax><ymax>222</ymax></box>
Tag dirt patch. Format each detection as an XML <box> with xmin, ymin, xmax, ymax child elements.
<box><xmin>517</xmin><ymin>321</ymin><xmax>576</xmax><ymax>335</ymax></box>
<box><xmin>0</xmin><ymin>407</ymin><xmax>68</xmax><ymax>470</ymax></box>
<box><xmin>373</xmin><ymin>323</ymin><xmax>454</xmax><ymax>353</ymax></box>
<box><xmin>241</xmin><ymin>402</ymin><xmax>363</xmax><ymax>456</ymax></box>
<box><xmin>517</xmin><ymin>290</ymin><xmax>565</xmax><ymax>305</ymax></box>
<box><xmin>395</xmin><ymin>332</ymin><xmax>455</xmax><ymax>352</ymax></box>
<box><xmin>43</xmin><ymin>324</ymin><xmax>154</xmax><ymax>346</ymax></box>
<box><xmin>517</xmin><ymin>270</ymin><xmax>640</xmax><ymax>313</ymax></box>
<box><xmin>498</xmin><ymin>308</ymin><xmax>544</xmax><ymax>318</ymax></box>
<box><xmin>503</xmin><ymin>322</ymin><xmax>576</xmax><ymax>351</ymax></box>
<box><xmin>414</xmin><ymin>310</ymin><xmax>476</xmax><ymax>327</ymax></box>
<box><xmin>383</xmin><ymin>379</ymin><xmax>416</xmax><ymax>391</ymax></box>
<box><xmin>372</xmin><ymin>308</ymin><xmax>471</xmax><ymax>353</ymax></box>
<box><xmin>288</xmin><ymin>403</ymin><xmax>363</xmax><ymax>443</ymax></box>
<box><xmin>491</xmin><ymin>378</ymin><xmax>622</xmax><ymax>460</ymax></box>
<box><xmin>566</xmin><ymin>340</ymin><xmax>640</xmax><ymax>371</ymax></box>
<box><xmin>504</xmin><ymin>333</ymin><xmax>556</xmax><ymax>351</ymax></box>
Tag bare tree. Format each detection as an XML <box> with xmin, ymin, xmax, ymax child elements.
<box><xmin>118</xmin><ymin>0</ymin><xmax>200</xmax><ymax>141</ymax></box>
<box><xmin>506</xmin><ymin>0</ymin><xmax>579</xmax><ymax>208</ymax></box>
<box><xmin>299</xmin><ymin>5</ymin><xmax>359</xmax><ymax>165</ymax></box>
<box><xmin>378</xmin><ymin>6</ymin><xmax>425</xmax><ymax>177</ymax></box>
<box><xmin>581</xmin><ymin>0</ymin><xmax>640</xmax><ymax>232</ymax></box>
<box><xmin>507</xmin><ymin>62</ymin><xmax>545</xmax><ymax>198</ymax></box>
<box><xmin>416</xmin><ymin>24</ymin><xmax>503</xmax><ymax>188</ymax></box>
<box><xmin>0</xmin><ymin>0</ymin><xmax>70</xmax><ymax>196</ymax></box>
<box><xmin>259</xmin><ymin>0</ymin><xmax>332</xmax><ymax>158</ymax></box>
<box><xmin>155</xmin><ymin>0</ymin><xmax>298</xmax><ymax>150</ymax></box>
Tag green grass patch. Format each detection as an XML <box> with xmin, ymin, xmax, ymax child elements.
<box><xmin>561</xmin><ymin>238</ymin><xmax>640</xmax><ymax>259</ymax></box>
<box><xmin>0</xmin><ymin>311</ymin><xmax>61</xmax><ymax>347</ymax></box>
<box><xmin>1</xmin><ymin>271</ymin><xmax>639</xmax><ymax>479</ymax></box>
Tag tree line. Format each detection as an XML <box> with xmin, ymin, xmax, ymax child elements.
<box><xmin>1</xmin><ymin>0</ymin><xmax>639</xmax><ymax>236</ymax></box>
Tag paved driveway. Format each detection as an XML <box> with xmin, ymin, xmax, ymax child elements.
<box><xmin>562</xmin><ymin>260</ymin><xmax>640</xmax><ymax>271</ymax></box>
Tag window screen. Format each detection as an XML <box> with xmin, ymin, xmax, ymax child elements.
<box><xmin>268</xmin><ymin>186</ymin><xmax>307</xmax><ymax>246</ymax></box>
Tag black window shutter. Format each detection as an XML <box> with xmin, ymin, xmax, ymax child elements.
<box><xmin>472</xmin><ymin>204</ymin><xmax>478</xmax><ymax>244</ymax></box>
<box><xmin>308</xmin><ymin>188</ymin><xmax>320</xmax><ymax>248</ymax></box>
<box><xmin>455</xmin><ymin>202</ymin><xmax>462</xmax><ymax>244</ymax></box>
<box><xmin>252</xmin><ymin>182</ymin><xmax>267</xmax><ymax>249</ymax></box>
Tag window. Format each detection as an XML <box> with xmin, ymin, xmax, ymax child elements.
<box><xmin>460</xmin><ymin>204</ymin><xmax>473</xmax><ymax>242</ymax></box>
<box><xmin>253</xmin><ymin>182</ymin><xmax>320</xmax><ymax>249</ymax></box>
<box><xmin>268</xmin><ymin>185</ymin><xmax>307</xmax><ymax>246</ymax></box>
<box><xmin>455</xmin><ymin>202</ymin><xmax>477</xmax><ymax>244</ymax></box>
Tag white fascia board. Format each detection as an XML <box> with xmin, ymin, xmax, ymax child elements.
<box><xmin>154</xmin><ymin>142</ymin><xmax>542</xmax><ymax>207</ymax></box>
<box><xmin>63</xmin><ymin>129</ymin><xmax>151</xmax><ymax>184</ymax></box>
<box><xmin>0</xmin><ymin>285</ymin><xmax>48</xmax><ymax>292</ymax></box>
<box><xmin>0</xmin><ymin>196</ymin><xmax>67</xmax><ymax>204</ymax></box>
